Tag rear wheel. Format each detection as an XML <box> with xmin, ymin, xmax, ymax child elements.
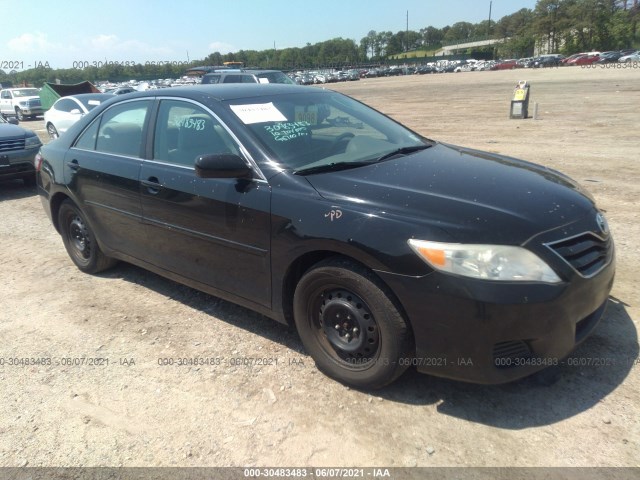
<box><xmin>293</xmin><ymin>258</ymin><xmax>412</xmax><ymax>389</ymax></box>
<box><xmin>47</xmin><ymin>123</ymin><xmax>59</xmax><ymax>139</ymax></box>
<box><xmin>58</xmin><ymin>200</ymin><xmax>117</xmax><ymax>273</ymax></box>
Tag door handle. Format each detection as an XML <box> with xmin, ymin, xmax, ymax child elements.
<box><xmin>141</xmin><ymin>176</ymin><xmax>162</xmax><ymax>194</ymax></box>
<box><xmin>66</xmin><ymin>159</ymin><xmax>79</xmax><ymax>170</ymax></box>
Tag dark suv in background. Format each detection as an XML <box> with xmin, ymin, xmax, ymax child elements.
<box><xmin>201</xmin><ymin>69</ymin><xmax>294</xmax><ymax>85</ymax></box>
<box><xmin>0</xmin><ymin>113</ymin><xmax>42</xmax><ymax>185</ymax></box>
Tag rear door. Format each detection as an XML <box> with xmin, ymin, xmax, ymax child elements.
<box><xmin>139</xmin><ymin>98</ymin><xmax>272</xmax><ymax>307</ymax></box>
<box><xmin>65</xmin><ymin>99</ymin><xmax>151</xmax><ymax>258</ymax></box>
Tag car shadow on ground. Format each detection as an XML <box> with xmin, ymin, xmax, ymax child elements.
<box><xmin>104</xmin><ymin>262</ymin><xmax>637</xmax><ymax>429</ymax></box>
<box><xmin>0</xmin><ymin>180</ymin><xmax>37</xmax><ymax>200</ymax></box>
<box><xmin>101</xmin><ymin>262</ymin><xmax>305</xmax><ymax>353</ymax></box>
<box><xmin>381</xmin><ymin>296</ymin><xmax>637</xmax><ymax>429</ymax></box>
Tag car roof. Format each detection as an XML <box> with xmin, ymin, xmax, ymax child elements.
<box><xmin>61</xmin><ymin>93</ymin><xmax>115</xmax><ymax>101</ymax></box>
<box><xmin>114</xmin><ymin>84</ymin><xmax>309</xmax><ymax>102</ymax></box>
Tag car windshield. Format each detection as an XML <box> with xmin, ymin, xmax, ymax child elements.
<box><xmin>226</xmin><ymin>90</ymin><xmax>429</xmax><ymax>173</ymax></box>
<box><xmin>12</xmin><ymin>88</ymin><xmax>39</xmax><ymax>97</ymax></box>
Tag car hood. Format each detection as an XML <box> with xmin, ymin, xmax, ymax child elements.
<box><xmin>304</xmin><ymin>143</ymin><xmax>595</xmax><ymax>244</ymax></box>
<box><xmin>0</xmin><ymin>124</ymin><xmax>28</xmax><ymax>138</ymax></box>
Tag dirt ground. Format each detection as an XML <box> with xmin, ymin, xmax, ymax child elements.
<box><xmin>0</xmin><ymin>66</ymin><xmax>638</xmax><ymax>469</ymax></box>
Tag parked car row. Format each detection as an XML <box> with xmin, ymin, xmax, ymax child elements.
<box><xmin>289</xmin><ymin>69</ymin><xmax>361</xmax><ymax>84</ymax></box>
<box><xmin>559</xmin><ymin>49</ymin><xmax>639</xmax><ymax>66</ymax></box>
<box><xmin>350</xmin><ymin>47</ymin><xmax>638</xmax><ymax>76</ymax></box>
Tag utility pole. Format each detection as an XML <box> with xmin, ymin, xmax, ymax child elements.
<box><xmin>488</xmin><ymin>1</ymin><xmax>492</xmax><ymax>37</ymax></box>
<box><xmin>406</xmin><ymin>10</ymin><xmax>409</xmax><ymax>52</ymax></box>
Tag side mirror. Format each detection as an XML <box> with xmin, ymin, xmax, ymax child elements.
<box><xmin>8</xmin><ymin>117</ymin><xmax>19</xmax><ymax>125</ymax></box>
<box><xmin>195</xmin><ymin>154</ymin><xmax>253</xmax><ymax>179</ymax></box>
<box><xmin>70</xmin><ymin>109</ymin><xmax>82</xmax><ymax>115</ymax></box>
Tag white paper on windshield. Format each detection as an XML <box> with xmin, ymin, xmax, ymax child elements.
<box><xmin>258</xmin><ymin>78</ymin><xmax>270</xmax><ymax>84</ymax></box>
<box><xmin>88</xmin><ymin>100</ymin><xmax>101</xmax><ymax>106</ymax></box>
<box><xmin>230</xmin><ymin>102</ymin><xmax>286</xmax><ymax>124</ymax></box>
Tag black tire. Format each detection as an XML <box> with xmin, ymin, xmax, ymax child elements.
<box><xmin>58</xmin><ymin>199</ymin><xmax>117</xmax><ymax>273</ymax></box>
<box><xmin>15</xmin><ymin>107</ymin><xmax>24</xmax><ymax>121</ymax></box>
<box><xmin>293</xmin><ymin>257</ymin><xmax>412</xmax><ymax>389</ymax></box>
<box><xmin>47</xmin><ymin>123</ymin><xmax>59</xmax><ymax>139</ymax></box>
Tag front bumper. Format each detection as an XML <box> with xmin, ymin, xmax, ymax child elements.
<box><xmin>0</xmin><ymin>148</ymin><xmax>37</xmax><ymax>181</ymax></box>
<box><xmin>16</xmin><ymin>107</ymin><xmax>43</xmax><ymax>116</ymax></box>
<box><xmin>377</xmin><ymin>215</ymin><xmax>616</xmax><ymax>384</ymax></box>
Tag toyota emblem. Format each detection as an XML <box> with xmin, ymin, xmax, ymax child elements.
<box><xmin>596</xmin><ymin>212</ymin><xmax>609</xmax><ymax>235</ymax></box>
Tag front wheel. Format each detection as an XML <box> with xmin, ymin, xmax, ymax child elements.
<box><xmin>58</xmin><ymin>199</ymin><xmax>117</xmax><ymax>273</ymax></box>
<box><xmin>15</xmin><ymin>107</ymin><xmax>24</xmax><ymax>121</ymax></box>
<box><xmin>293</xmin><ymin>258</ymin><xmax>412</xmax><ymax>389</ymax></box>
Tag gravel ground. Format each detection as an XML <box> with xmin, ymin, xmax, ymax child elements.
<box><xmin>0</xmin><ymin>66</ymin><xmax>638</xmax><ymax>469</ymax></box>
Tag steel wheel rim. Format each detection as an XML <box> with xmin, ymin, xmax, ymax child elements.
<box><xmin>312</xmin><ymin>288</ymin><xmax>380</xmax><ymax>366</ymax></box>
<box><xmin>68</xmin><ymin>214</ymin><xmax>92</xmax><ymax>262</ymax></box>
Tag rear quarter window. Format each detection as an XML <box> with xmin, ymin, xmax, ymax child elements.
<box><xmin>223</xmin><ymin>75</ymin><xmax>256</xmax><ymax>84</ymax></box>
<box><xmin>202</xmin><ymin>75</ymin><xmax>221</xmax><ymax>84</ymax></box>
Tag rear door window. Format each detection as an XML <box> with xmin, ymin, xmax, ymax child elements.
<box><xmin>86</xmin><ymin>100</ymin><xmax>151</xmax><ymax>157</ymax></box>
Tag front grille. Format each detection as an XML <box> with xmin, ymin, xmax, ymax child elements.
<box><xmin>493</xmin><ymin>340</ymin><xmax>532</xmax><ymax>369</ymax></box>
<box><xmin>546</xmin><ymin>232</ymin><xmax>612</xmax><ymax>277</ymax></box>
<box><xmin>0</xmin><ymin>138</ymin><xmax>25</xmax><ymax>152</ymax></box>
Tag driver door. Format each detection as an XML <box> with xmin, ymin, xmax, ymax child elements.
<box><xmin>139</xmin><ymin>99</ymin><xmax>272</xmax><ymax>307</ymax></box>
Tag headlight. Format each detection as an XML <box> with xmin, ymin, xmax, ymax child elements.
<box><xmin>408</xmin><ymin>239</ymin><xmax>562</xmax><ymax>283</ymax></box>
<box><xmin>19</xmin><ymin>101</ymin><xmax>28</xmax><ymax>107</ymax></box>
<box><xmin>25</xmin><ymin>135</ymin><xmax>41</xmax><ymax>148</ymax></box>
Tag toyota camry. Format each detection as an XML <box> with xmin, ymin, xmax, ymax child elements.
<box><xmin>36</xmin><ymin>85</ymin><xmax>615</xmax><ymax>388</ymax></box>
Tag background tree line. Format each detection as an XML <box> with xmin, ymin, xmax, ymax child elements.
<box><xmin>1</xmin><ymin>0</ymin><xmax>638</xmax><ymax>87</ymax></box>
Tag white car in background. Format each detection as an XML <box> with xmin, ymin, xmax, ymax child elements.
<box><xmin>44</xmin><ymin>93</ymin><xmax>114</xmax><ymax>139</ymax></box>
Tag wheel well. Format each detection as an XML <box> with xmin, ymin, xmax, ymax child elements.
<box><xmin>281</xmin><ymin>251</ymin><xmax>333</xmax><ymax>326</ymax></box>
<box><xmin>280</xmin><ymin>251</ymin><xmax>411</xmax><ymax>337</ymax></box>
<box><xmin>49</xmin><ymin>192</ymin><xmax>72</xmax><ymax>233</ymax></box>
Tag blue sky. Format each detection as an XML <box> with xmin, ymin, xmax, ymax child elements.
<box><xmin>1</xmin><ymin>0</ymin><xmax>538</xmax><ymax>69</ymax></box>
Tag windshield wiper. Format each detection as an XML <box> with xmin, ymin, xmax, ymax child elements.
<box><xmin>375</xmin><ymin>144</ymin><xmax>431</xmax><ymax>163</ymax></box>
<box><xmin>293</xmin><ymin>161</ymin><xmax>375</xmax><ymax>175</ymax></box>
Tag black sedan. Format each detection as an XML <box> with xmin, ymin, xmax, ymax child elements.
<box><xmin>36</xmin><ymin>85</ymin><xmax>615</xmax><ymax>388</ymax></box>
